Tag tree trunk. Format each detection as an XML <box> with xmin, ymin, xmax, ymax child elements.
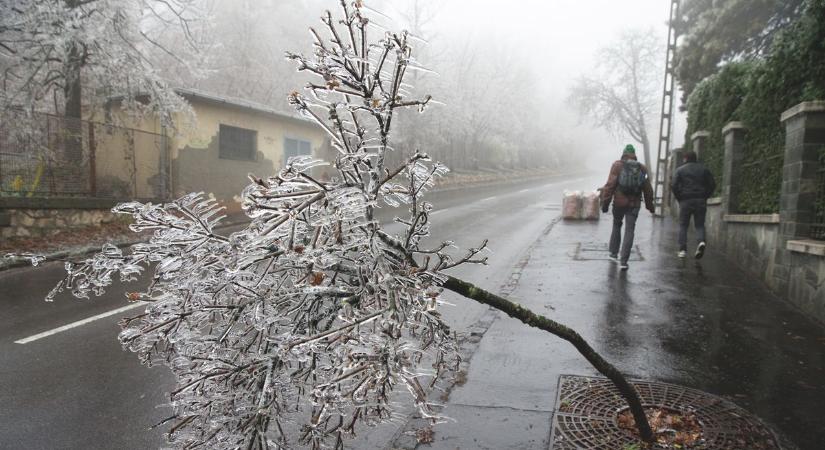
<box><xmin>63</xmin><ymin>0</ymin><xmax>84</xmax><ymax>162</ymax></box>
<box><xmin>442</xmin><ymin>275</ymin><xmax>655</xmax><ymax>443</ymax></box>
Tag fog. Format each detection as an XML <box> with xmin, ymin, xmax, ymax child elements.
<box><xmin>167</xmin><ymin>0</ymin><xmax>682</xmax><ymax>176</ymax></box>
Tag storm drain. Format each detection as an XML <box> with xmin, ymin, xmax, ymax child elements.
<box><xmin>550</xmin><ymin>375</ymin><xmax>781</xmax><ymax>449</ymax></box>
<box><xmin>573</xmin><ymin>242</ymin><xmax>644</xmax><ymax>261</ymax></box>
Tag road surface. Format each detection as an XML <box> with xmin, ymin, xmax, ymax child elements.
<box><xmin>0</xmin><ymin>173</ymin><xmax>592</xmax><ymax>449</ymax></box>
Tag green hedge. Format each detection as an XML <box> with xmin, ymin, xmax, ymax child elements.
<box><xmin>684</xmin><ymin>0</ymin><xmax>825</xmax><ymax>213</ymax></box>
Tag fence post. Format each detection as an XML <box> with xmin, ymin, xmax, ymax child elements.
<box><xmin>722</xmin><ymin>122</ymin><xmax>747</xmax><ymax>215</ymax></box>
<box><xmin>780</xmin><ymin>102</ymin><xmax>825</xmax><ymax>240</ymax></box>
<box><xmin>664</xmin><ymin>147</ymin><xmax>683</xmax><ymax>212</ymax></box>
<box><xmin>88</xmin><ymin>122</ymin><xmax>97</xmax><ymax>196</ymax></box>
<box><xmin>773</xmin><ymin>101</ymin><xmax>825</xmax><ymax>292</ymax></box>
<box><xmin>691</xmin><ymin>131</ymin><xmax>710</xmax><ymax>160</ymax></box>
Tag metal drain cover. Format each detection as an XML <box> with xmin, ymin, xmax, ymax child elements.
<box><xmin>573</xmin><ymin>242</ymin><xmax>644</xmax><ymax>261</ymax></box>
<box><xmin>550</xmin><ymin>375</ymin><xmax>780</xmax><ymax>449</ymax></box>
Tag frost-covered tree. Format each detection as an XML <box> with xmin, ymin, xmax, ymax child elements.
<box><xmin>0</xmin><ymin>0</ymin><xmax>203</xmax><ymax>129</ymax></box>
<box><xmin>26</xmin><ymin>3</ymin><xmax>654</xmax><ymax>448</ymax></box>
<box><xmin>567</xmin><ymin>28</ymin><xmax>662</xmax><ymax>168</ymax></box>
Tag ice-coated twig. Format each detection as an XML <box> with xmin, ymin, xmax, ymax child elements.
<box><xmin>25</xmin><ymin>2</ymin><xmax>656</xmax><ymax>448</ymax></box>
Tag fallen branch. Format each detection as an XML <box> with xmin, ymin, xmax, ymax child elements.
<box><xmin>442</xmin><ymin>275</ymin><xmax>655</xmax><ymax>442</ymax></box>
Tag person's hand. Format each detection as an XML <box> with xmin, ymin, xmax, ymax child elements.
<box><xmin>602</xmin><ymin>204</ymin><xmax>609</xmax><ymax>213</ymax></box>
<box><xmin>647</xmin><ymin>206</ymin><xmax>656</xmax><ymax>214</ymax></box>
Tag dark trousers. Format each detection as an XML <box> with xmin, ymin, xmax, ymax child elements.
<box><xmin>678</xmin><ymin>198</ymin><xmax>707</xmax><ymax>251</ymax></box>
<box><xmin>609</xmin><ymin>206</ymin><xmax>640</xmax><ymax>264</ymax></box>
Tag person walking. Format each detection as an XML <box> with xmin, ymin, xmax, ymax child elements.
<box><xmin>601</xmin><ymin>144</ymin><xmax>655</xmax><ymax>271</ymax></box>
<box><xmin>671</xmin><ymin>150</ymin><xmax>716</xmax><ymax>259</ymax></box>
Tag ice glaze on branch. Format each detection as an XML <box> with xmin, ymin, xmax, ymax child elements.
<box><xmin>28</xmin><ymin>2</ymin><xmax>655</xmax><ymax>448</ymax></box>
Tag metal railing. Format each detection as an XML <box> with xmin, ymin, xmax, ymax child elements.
<box><xmin>0</xmin><ymin>112</ymin><xmax>170</xmax><ymax>201</ymax></box>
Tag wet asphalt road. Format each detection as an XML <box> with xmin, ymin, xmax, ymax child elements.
<box><xmin>2</xmin><ymin>172</ymin><xmax>825</xmax><ymax>450</ymax></box>
<box><xmin>0</xmin><ymin>174</ymin><xmax>589</xmax><ymax>450</ymax></box>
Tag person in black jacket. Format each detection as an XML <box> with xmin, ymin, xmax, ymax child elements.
<box><xmin>671</xmin><ymin>150</ymin><xmax>716</xmax><ymax>259</ymax></box>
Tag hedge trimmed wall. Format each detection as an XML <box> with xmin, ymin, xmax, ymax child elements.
<box><xmin>685</xmin><ymin>0</ymin><xmax>825</xmax><ymax>214</ymax></box>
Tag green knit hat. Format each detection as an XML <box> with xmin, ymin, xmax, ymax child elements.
<box><xmin>623</xmin><ymin>144</ymin><xmax>636</xmax><ymax>155</ymax></box>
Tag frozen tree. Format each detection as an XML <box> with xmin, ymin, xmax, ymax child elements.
<box><xmin>567</xmin><ymin>28</ymin><xmax>662</xmax><ymax>168</ymax></box>
<box><xmin>0</xmin><ymin>0</ymin><xmax>204</xmax><ymax>129</ymax></box>
<box><xmin>27</xmin><ymin>3</ymin><xmax>654</xmax><ymax>448</ymax></box>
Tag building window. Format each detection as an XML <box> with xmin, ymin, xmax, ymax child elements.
<box><xmin>284</xmin><ymin>137</ymin><xmax>312</xmax><ymax>165</ymax></box>
<box><xmin>219</xmin><ymin>124</ymin><xmax>257</xmax><ymax>161</ymax></box>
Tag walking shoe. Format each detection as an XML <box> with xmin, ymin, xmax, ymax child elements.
<box><xmin>609</xmin><ymin>254</ymin><xmax>619</xmax><ymax>262</ymax></box>
<box><xmin>695</xmin><ymin>242</ymin><xmax>706</xmax><ymax>260</ymax></box>
<box><xmin>678</xmin><ymin>250</ymin><xmax>687</xmax><ymax>258</ymax></box>
<box><xmin>620</xmin><ymin>263</ymin><xmax>629</xmax><ymax>271</ymax></box>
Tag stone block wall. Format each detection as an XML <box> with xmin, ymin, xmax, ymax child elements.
<box><xmin>683</xmin><ymin>101</ymin><xmax>825</xmax><ymax>325</ymax></box>
<box><xmin>0</xmin><ymin>198</ymin><xmax>120</xmax><ymax>239</ymax></box>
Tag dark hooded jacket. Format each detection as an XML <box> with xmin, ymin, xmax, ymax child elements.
<box><xmin>671</xmin><ymin>161</ymin><xmax>716</xmax><ymax>201</ymax></box>
<box><xmin>601</xmin><ymin>153</ymin><xmax>655</xmax><ymax>210</ymax></box>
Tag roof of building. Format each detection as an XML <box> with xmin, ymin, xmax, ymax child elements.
<box><xmin>174</xmin><ymin>88</ymin><xmax>314</xmax><ymax>126</ymax></box>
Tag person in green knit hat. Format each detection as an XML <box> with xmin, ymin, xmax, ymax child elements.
<box><xmin>600</xmin><ymin>144</ymin><xmax>655</xmax><ymax>271</ymax></box>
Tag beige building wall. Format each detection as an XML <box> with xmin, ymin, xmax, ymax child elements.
<box><xmin>88</xmin><ymin>114</ymin><xmax>168</xmax><ymax>199</ymax></box>
<box><xmin>170</xmin><ymin>99</ymin><xmax>327</xmax><ymax>201</ymax></box>
<box><xmin>99</xmin><ymin>96</ymin><xmax>329</xmax><ymax>202</ymax></box>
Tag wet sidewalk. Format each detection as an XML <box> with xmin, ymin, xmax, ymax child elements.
<box><xmin>413</xmin><ymin>212</ymin><xmax>825</xmax><ymax>450</ymax></box>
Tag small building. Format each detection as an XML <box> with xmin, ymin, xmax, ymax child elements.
<box><xmin>103</xmin><ymin>88</ymin><xmax>331</xmax><ymax>202</ymax></box>
<box><xmin>0</xmin><ymin>89</ymin><xmax>331</xmax><ymax>238</ymax></box>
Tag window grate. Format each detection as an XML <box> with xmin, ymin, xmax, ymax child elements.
<box><xmin>283</xmin><ymin>137</ymin><xmax>312</xmax><ymax>165</ymax></box>
<box><xmin>219</xmin><ymin>124</ymin><xmax>256</xmax><ymax>161</ymax></box>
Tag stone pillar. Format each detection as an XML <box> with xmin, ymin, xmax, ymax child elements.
<box><xmin>722</xmin><ymin>122</ymin><xmax>747</xmax><ymax>215</ymax></box>
<box><xmin>691</xmin><ymin>131</ymin><xmax>710</xmax><ymax>160</ymax></box>
<box><xmin>780</xmin><ymin>101</ymin><xmax>825</xmax><ymax>241</ymax></box>
<box><xmin>774</xmin><ymin>101</ymin><xmax>825</xmax><ymax>290</ymax></box>
<box><xmin>664</xmin><ymin>147</ymin><xmax>683</xmax><ymax>211</ymax></box>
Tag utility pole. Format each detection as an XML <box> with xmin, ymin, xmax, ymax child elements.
<box><xmin>653</xmin><ymin>0</ymin><xmax>681</xmax><ymax>216</ymax></box>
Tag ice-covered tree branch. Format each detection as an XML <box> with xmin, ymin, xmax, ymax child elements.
<box><xmin>22</xmin><ymin>2</ymin><xmax>654</xmax><ymax>448</ymax></box>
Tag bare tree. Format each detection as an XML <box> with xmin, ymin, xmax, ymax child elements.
<box><xmin>0</xmin><ymin>0</ymin><xmax>204</xmax><ymax>130</ymax></box>
<box><xmin>568</xmin><ymin>28</ymin><xmax>662</xmax><ymax>168</ymax></box>
<box><xmin>18</xmin><ymin>4</ymin><xmax>655</xmax><ymax>449</ymax></box>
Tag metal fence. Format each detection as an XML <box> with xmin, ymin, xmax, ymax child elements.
<box><xmin>735</xmin><ymin>133</ymin><xmax>784</xmax><ymax>214</ymax></box>
<box><xmin>0</xmin><ymin>112</ymin><xmax>170</xmax><ymax>200</ymax></box>
<box><xmin>812</xmin><ymin>146</ymin><xmax>825</xmax><ymax>240</ymax></box>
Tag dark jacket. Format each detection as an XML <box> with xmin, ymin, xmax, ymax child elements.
<box><xmin>601</xmin><ymin>154</ymin><xmax>655</xmax><ymax>211</ymax></box>
<box><xmin>671</xmin><ymin>162</ymin><xmax>716</xmax><ymax>201</ymax></box>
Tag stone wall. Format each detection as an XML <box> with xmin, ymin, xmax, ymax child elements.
<box><xmin>704</xmin><ymin>204</ymin><xmax>782</xmax><ymax>290</ymax></box>
<box><xmin>0</xmin><ymin>198</ymin><xmax>119</xmax><ymax>239</ymax></box>
<box><xmin>678</xmin><ymin>101</ymin><xmax>825</xmax><ymax>325</ymax></box>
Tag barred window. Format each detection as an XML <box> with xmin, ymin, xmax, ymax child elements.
<box><xmin>284</xmin><ymin>137</ymin><xmax>312</xmax><ymax>165</ymax></box>
<box><xmin>219</xmin><ymin>124</ymin><xmax>257</xmax><ymax>161</ymax></box>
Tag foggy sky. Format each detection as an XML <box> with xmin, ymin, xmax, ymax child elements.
<box><xmin>378</xmin><ymin>0</ymin><xmax>681</xmax><ymax>170</ymax></box>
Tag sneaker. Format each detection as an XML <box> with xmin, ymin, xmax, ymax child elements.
<box><xmin>609</xmin><ymin>254</ymin><xmax>619</xmax><ymax>262</ymax></box>
<box><xmin>695</xmin><ymin>242</ymin><xmax>706</xmax><ymax>260</ymax></box>
<box><xmin>620</xmin><ymin>263</ymin><xmax>629</xmax><ymax>271</ymax></box>
<box><xmin>678</xmin><ymin>250</ymin><xmax>687</xmax><ymax>258</ymax></box>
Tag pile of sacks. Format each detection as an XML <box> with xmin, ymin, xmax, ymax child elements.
<box><xmin>562</xmin><ymin>190</ymin><xmax>601</xmax><ymax>220</ymax></box>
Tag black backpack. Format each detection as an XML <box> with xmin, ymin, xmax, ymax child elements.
<box><xmin>617</xmin><ymin>160</ymin><xmax>646</xmax><ymax>195</ymax></box>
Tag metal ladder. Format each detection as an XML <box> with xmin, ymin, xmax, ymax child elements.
<box><xmin>653</xmin><ymin>0</ymin><xmax>681</xmax><ymax>215</ymax></box>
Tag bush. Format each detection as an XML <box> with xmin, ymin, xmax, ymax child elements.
<box><xmin>684</xmin><ymin>0</ymin><xmax>825</xmax><ymax>213</ymax></box>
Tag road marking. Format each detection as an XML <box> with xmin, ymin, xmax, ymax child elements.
<box><xmin>480</xmin><ymin>196</ymin><xmax>498</xmax><ymax>202</ymax></box>
<box><xmin>15</xmin><ymin>302</ymin><xmax>145</xmax><ymax>345</ymax></box>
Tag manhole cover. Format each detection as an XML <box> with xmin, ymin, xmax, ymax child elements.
<box><xmin>550</xmin><ymin>375</ymin><xmax>781</xmax><ymax>449</ymax></box>
<box><xmin>573</xmin><ymin>242</ymin><xmax>644</xmax><ymax>261</ymax></box>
